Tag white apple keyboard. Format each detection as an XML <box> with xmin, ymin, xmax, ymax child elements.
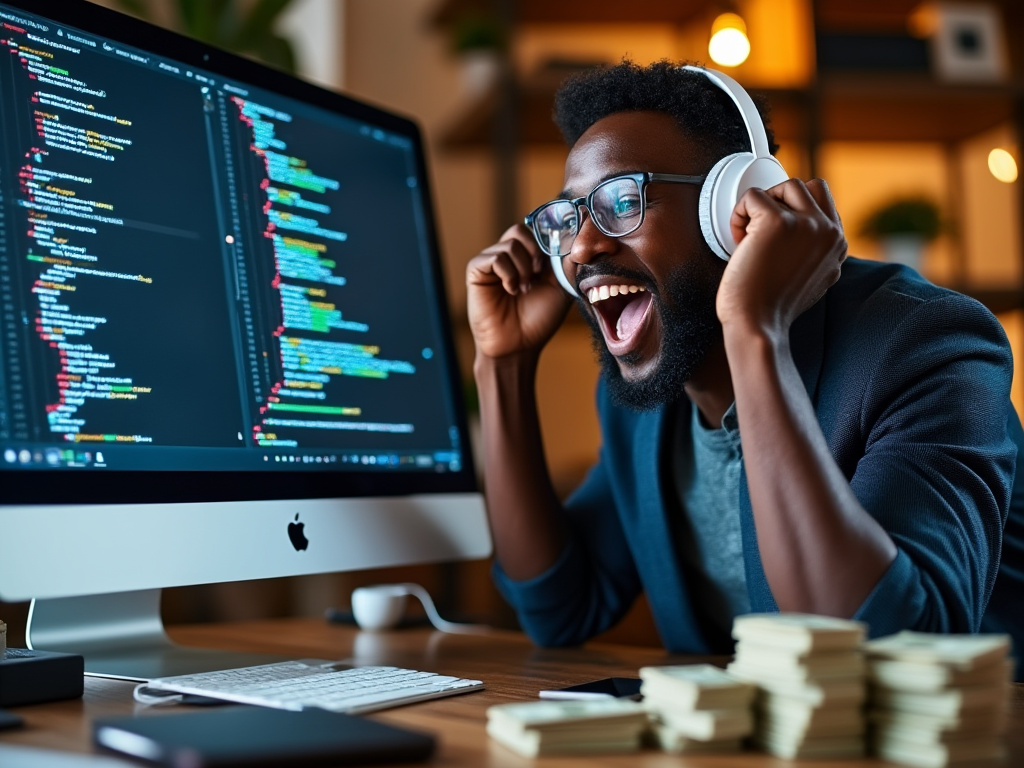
<box><xmin>135</xmin><ymin>659</ymin><xmax>484</xmax><ymax>714</ymax></box>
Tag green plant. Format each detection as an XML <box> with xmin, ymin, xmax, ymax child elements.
<box><xmin>112</xmin><ymin>0</ymin><xmax>298</xmax><ymax>73</ymax></box>
<box><xmin>450</xmin><ymin>12</ymin><xmax>505</xmax><ymax>54</ymax></box>
<box><xmin>859</xmin><ymin>196</ymin><xmax>944</xmax><ymax>242</ymax></box>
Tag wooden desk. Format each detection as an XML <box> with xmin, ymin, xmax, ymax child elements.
<box><xmin>3</xmin><ymin>617</ymin><xmax>1022</xmax><ymax>766</ymax></box>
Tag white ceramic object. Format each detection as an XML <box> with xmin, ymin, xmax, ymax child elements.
<box><xmin>351</xmin><ymin>585</ymin><xmax>409</xmax><ymax>631</ymax></box>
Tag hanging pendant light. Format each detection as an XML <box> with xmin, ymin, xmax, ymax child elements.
<box><xmin>709</xmin><ymin>12</ymin><xmax>750</xmax><ymax>67</ymax></box>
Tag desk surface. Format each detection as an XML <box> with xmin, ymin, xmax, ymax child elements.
<box><xmin>3</xmin><ymin>617</ymin><xmax>1022</xmax><ymax>767</ymax></box>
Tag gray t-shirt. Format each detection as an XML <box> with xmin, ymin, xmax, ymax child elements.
<box><xmin>671</xmin><ymin>402</ymin><xmax>750</xmax><ymax>645</ymax></box>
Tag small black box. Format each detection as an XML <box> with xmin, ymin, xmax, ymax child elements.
<box><xmin>816</xmin><ymin>32</ymin><xmax>930</xmax><ymax>72</ymax></box>
<box><xmin>0</xmin><ymin>648</ymin><xmax>84</xmax><ymax>707</ymax></box>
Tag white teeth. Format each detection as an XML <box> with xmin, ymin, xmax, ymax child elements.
<box><xmin>587</xmin><ymin>284</ymin><xmax>645</xmax><ymax>304</ymax></box>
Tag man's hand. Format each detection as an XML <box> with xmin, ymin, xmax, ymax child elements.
<box><xmin>467</xmin><ymin>224</ymin><xmax>571</xmax><ymax>580</ymax></box>
<box><xmin>716</xmin><ymin>178</ymin><xmax>847</xmax><ymax>337</ymax></box>
<box><xmin>467</xmin><ymin>224</ymin><xmax>573</xmax><ymax>360</ymax></box>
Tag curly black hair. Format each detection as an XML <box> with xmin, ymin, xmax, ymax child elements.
<box><xmin>553</xmin><ymin>60</ymin><xmax>778</xmax><ymax>173</ymax></box>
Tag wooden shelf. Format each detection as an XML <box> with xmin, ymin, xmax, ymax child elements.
<box><xmin>438</xmin><ymin>68</ymin><xmax>567</xmax><ymax>150</ymax></box>
<box><xmin>432</xmin><ymin>0</ymin><xmax>1020</xmax><ymax>28</ymax></box>
<box><xmin>431</xmin><ymin>0</ymin><xmax>709</xmax><ymax>26</ymax></box>
<box><xmin>809</xmin><ymin>75</ymin><xmax>1023</xmax><ymax>144</ymax></box>
<box><xmin>438</xmin><ymin>74</ymin><xmax>1023</xmax><ymax>150</ymax></box>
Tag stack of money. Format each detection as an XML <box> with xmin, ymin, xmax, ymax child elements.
<box><xmin>638</xmin><ymin>664</ymin><xmax>755</xmax><ymax>754</ymax></box>
<box><xmin>726</xmin><ymin>613</ymin><xmax>868</xmax><ymax>759</ymax></box>
<box><xmin>866</xmin><ymin>631</ymin><xmax>1014</xmax><ymax>768</ymax></box>
<box><xmin>485</xmin><ymin>698</ymin><xmax>649</xmax><ymax>758</ymax></box>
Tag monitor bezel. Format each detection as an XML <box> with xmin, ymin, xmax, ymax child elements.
<box><xmin>0</xmin><ymin>0</ymin><xmax>478</xmax><ymax>505</ymax></box>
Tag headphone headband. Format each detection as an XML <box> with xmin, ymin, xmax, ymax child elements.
<box><xmin>681</xmin><ymin>65</ymin><xmax>772</xmax><ymax>158</ymax></box>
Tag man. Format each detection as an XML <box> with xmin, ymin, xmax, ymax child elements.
<box><xmin>466</xmin><ymin>61</ymin><xmax>1024</xmax><ymax>670</ymax></box>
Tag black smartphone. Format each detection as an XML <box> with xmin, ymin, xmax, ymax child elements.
<box><xmin>0</xmin><ymin>709</ymin><xmax>24</xmax><ymax>731</ymax></box>
<box><xmin>538</xmin><ymin>677</ymin><xmax>643</xmax><ymax>701</ymax></box>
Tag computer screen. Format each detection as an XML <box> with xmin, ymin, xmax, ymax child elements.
<box><xmin>0</xmin><ymin>0</ymin><xmax>490</xmax><ymax>679</ymax></box>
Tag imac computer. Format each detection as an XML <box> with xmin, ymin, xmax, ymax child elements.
<box><xmin>0</xmin><ymin>0</ymin><xmax>491</xmax><ymax>680</ymax></box>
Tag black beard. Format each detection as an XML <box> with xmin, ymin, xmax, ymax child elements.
<box><xmin>579</xmin><ymin>254</ymin><xmax>724</xmax><ymax>412</ymax></box>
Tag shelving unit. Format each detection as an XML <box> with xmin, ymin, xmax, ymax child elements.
<box><xmin>803</xmin><ymin>75</ymin><xmax>1021</xmax><ymax>144</ymax></box>
<box><xmin>438</xmin><ymin>74</ymin><xmax>1023</xmax><ymax>150</ymax></box>
<box><xmin>431</xmin><ymin>0</ymin><xmax>710</xmax><ymax>26</ymax></box>
<box><xmin>433</xmin><ymin>0</ymin><xmax>1024</xmax><ymax>315</ymax></box>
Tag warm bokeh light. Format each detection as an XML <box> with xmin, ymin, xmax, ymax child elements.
<box><xmin>709</xmin><ymin>13</ymin><xmax>750</xmax><ymax>67</ymax></box>
<box><xmin>988</xmin><ymin>148</ymin><xmax>1019</xmax><ymax>183</ymax></box>
<box><xmin>907</xmin><ymin>3</ymin><xmax>939</xmax><ymax>38</ymax></box>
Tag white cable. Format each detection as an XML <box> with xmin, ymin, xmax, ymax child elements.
<box><xmin>398</xmin><ymin>582</ymin><xmax>488</xmax><ymax>634</ymax></box>
<box><xmin>132</xmin><ymin>684</ymin><xmax>184</xmax><ymax>706</ymax></box>
<box><xmin>350</xmin><ymin>582</ymin><xmax>489</xmax><ymax>634</ymax></box>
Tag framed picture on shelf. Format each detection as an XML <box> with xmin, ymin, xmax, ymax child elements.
<box><xmin>931</xmin><ymin>2</ymin><xmax>1008</xmax><ymax>82</ymax></box>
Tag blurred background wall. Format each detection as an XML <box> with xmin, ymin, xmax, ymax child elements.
<box><xmin>4</xmin><ymin>0</ymin><xmax>1017</xmax><ymax>647</ymax></box>
<box><xmin>344</xmin><ymin>0</ymin><xmax>1023</xmax><ymax>645</ymax></box>
<box><xmin>340</xmin><ymin>0</ymin><xmax>1023</xmax><ymax>512</ymax></box>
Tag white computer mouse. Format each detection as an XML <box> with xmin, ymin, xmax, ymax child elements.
<box><xmin>350</xmin><ymin>584</ymin><xmax>409</xmax><ymax>631</ymax></box>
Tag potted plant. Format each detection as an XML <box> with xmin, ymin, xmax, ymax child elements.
<box><xmin>449</xmin><ymin>11</ymin><xmax>506</xmax><ymax>96</ymax></box>
<box><xmin>859</xmin><ymin>196</ymin><xmax>944</xmax><ymax>270</ymax></box>
<box><xmin>111</xmin><ymin>0</ymin><xmax>298</xmax><ymax>73</ymax></box>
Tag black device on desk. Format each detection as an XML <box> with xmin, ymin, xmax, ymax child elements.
<box><xmin>94</xmin><ymin>706</ymin><xmax>436</xmax><ymax>767</ymax></box>
<box><xmin>0</xmin><ymin>648</ymin><xmax>84</xmax><ymax>707</ymax></box>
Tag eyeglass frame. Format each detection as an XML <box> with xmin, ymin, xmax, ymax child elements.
<box><xmin>524</xmin><ymin>171</ymin><xmax>707</xmax><ymax>258</ymax></box>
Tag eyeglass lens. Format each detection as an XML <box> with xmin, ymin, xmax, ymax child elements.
<box><xmin>533</xmin><ymin>176</ymin><xmax>645</xmax><ymax>257</ymax></box>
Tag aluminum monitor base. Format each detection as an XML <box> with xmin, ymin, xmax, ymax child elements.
<box><xmin>27</xmin><ymin>589</ymin><xmax>288</xmax><ymax>681</ymax></box>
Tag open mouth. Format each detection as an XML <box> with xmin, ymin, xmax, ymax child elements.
<box><xmin>586</xmin><ymin>283</ymin><xmax>654</xmax><ymax>354</ymax></box>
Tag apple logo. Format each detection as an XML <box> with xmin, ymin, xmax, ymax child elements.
<box><xmin>287</xmin><ymin>513</ymin><xmax>308</xmax><ymax>551</ymax></box>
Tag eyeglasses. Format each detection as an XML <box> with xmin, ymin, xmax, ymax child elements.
<box><xmin>524</xmin><ymin>172</ymin><xmax>706</xmax><ymax>258</ymax></box>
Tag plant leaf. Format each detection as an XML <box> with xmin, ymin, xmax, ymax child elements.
<box><xmin>176</xmin><ymin>0</ymin><xmax>202</xmax><ymax>35</ymax></box>
<box><xmin>237</xmin><ymin>0</ymin><xmax>297</xmax><ymax>48</ymax></box>
<box><xmin>110</xmin><ymin>0</ymin><xmax>151</xmax><ymax>20</ymax></box>
<box><xmin>178</xmin><ymin>0</ymin><xmax>232</xmax><ymax>43</ymax></box>
<box><xmin>143</xmin><ymin>0</ymin><xmax>298</xmax><ymax>73</ymax></box>
<box><xmin>247</xmin><ymin>33</ymin><xmax>297</xmax><ymax>74</ymax></box>
<box><xmin>214</xmin><ymin>0</ymin><xmax>243</xmax><ymax>44</ymax></box>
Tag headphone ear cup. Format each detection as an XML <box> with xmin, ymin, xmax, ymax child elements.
<box><xmin>698</xmin><ymin>153</ymin><xmax>743</xmax><ymax>261</ymax></box>
<box><xmin>698</xmin><ymin>153</ymin><xmax>789</xmax><ymax>261</ymax></box>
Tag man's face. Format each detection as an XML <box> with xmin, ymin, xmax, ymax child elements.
<box><xmin>561</xmin><ymin>111</ymin><xmax>725</xmax><ymax>410</ymax></box>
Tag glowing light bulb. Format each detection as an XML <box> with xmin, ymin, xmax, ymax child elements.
<box><xmin>709</xmin><ymin>13</ymin><xmax>750</xmax><ymax>68</ymax></box>
<box><xmin>988</xmin><ymin>148</ymin><xmax>1018</xmax><ymax>183</ymax></box>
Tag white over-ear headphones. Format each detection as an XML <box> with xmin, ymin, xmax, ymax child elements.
<box><xmin>685</xmin><ymin>65</ymin><xmax>789</xmax><ymax>261</ymax></box>
<box><xmin>549</xmin><ymin>65</ymin><xmax>788</xmax><ymax>296</ymax></box>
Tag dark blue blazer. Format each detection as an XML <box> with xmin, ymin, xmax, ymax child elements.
<box><xmin>495</xmin><ymin>258</ymin><xmax>1024</xmax><ymax>676</ymax></box>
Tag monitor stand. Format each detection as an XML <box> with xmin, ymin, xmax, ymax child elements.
<box><xmin>26</xmin><ymin>588</ymin><xmax>289</xmax><ymax>681</ymax></box>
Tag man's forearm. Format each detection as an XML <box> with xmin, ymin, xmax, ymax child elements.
<box><xmin>724</xmin><ymin>324</ymin><xmax>897</xmax><ymax>617</ymax></box>
<box><xmin>474</xmin><ymin>354</ymin><xmax>566</xmax><ymax>581</ymax></box>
